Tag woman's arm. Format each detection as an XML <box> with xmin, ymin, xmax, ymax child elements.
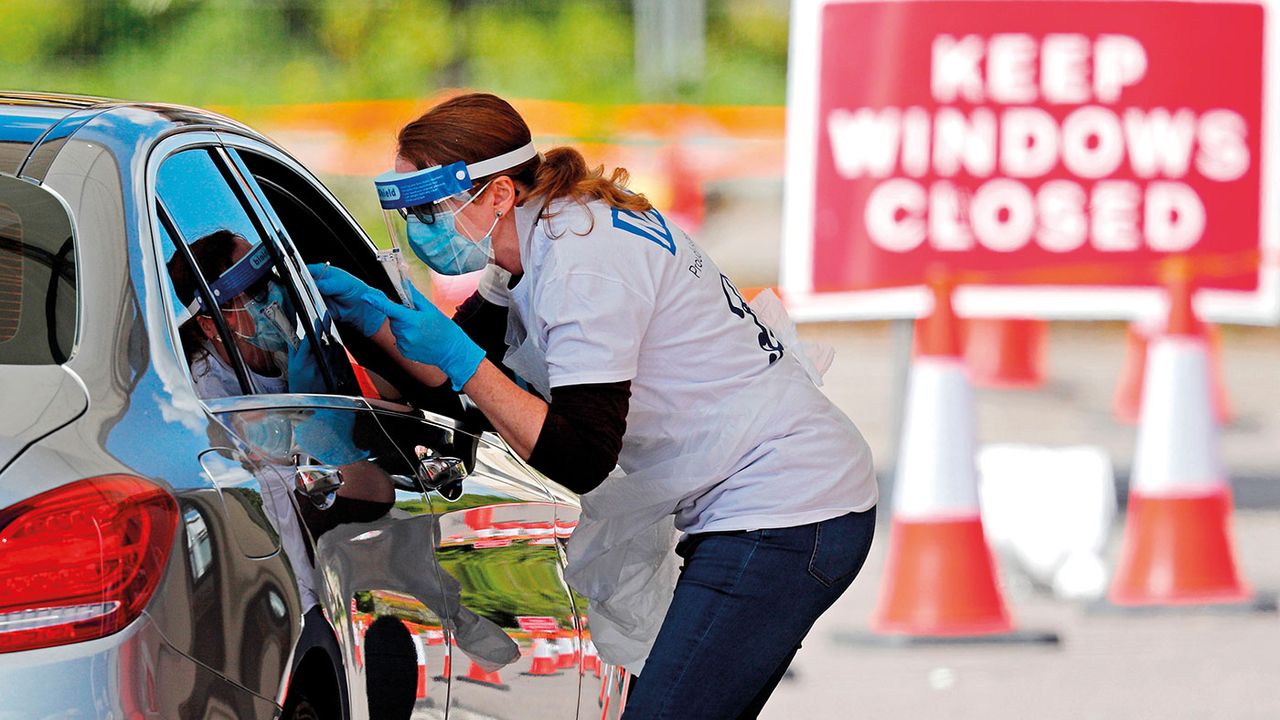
<box><xmin>365</xmin><ymin>290</ymin><xmax>626</xmax><ymax>490</ymax></box>
<box><xmin>460</xmin><ymin>360</ymin><xmax>548</xmax><ymax>457</ymax></box>
<box><xmin>369</xmin><ymin>320</ymin><xmax>451</xmax><ymax>388</ymax></box>
<box><xmin>463</xmin><ymin>364</ymin><xmax>628</xmax><ymax>492</ymax></box>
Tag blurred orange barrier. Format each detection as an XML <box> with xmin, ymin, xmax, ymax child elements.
<box><xmin>211</xmin><ymin>96</ymin><xmax>787</xmax><ymax>184</ymax></box>
<box><xmin>1108</xmin><ymin>264</ymin><xmax>1261</xmax><ymax>609</ymax></box>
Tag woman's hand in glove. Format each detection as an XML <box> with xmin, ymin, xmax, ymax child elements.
<box><xmin>307</xmin><ymin>264</ymin><xmax>387</xmax><ymax>337</ymax></box>
<box><xmin>363</xmin><ymin>286</ymin><xmax>485</xmax><ymax>392</ymax></box>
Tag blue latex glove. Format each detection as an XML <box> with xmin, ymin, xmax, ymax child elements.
<box><xmin>307</xmin><ymin>263</ymin><xmax>387</xmax><ymax>337</ymax></box>
<box><xmin>286</xmin><ymin>338</ymin><xmax>326</xmax><ymax>394</ymax></box>
<box><xmin>363</xmin><ymin>285</ymin><xmax>485</xmax><ymax>392</ymax></box>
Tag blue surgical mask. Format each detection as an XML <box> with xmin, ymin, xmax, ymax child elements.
<box><xmin>404</xmin><ymin>181</ymin><xmax>499</xmax><ymax>275</ymax></box>
<box><xmin>234</xmin><ymin>281</ymin><xmax>295</xmax><ymax>357</ymax></box>
<box><xmin>406</xmin><ymin>214</ymin><xmax>493</xmax><ymax>275</ymax></box>
<box><xmin>240</xmin><ymin>413</ymin><xmax>294</xmax><ymax>462</ymax></box>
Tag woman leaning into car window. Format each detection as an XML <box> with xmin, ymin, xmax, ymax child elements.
<box><xmin>309</xmin><ymin>93</ymin><xmax>879</xmax><ymax>720</ymax></box>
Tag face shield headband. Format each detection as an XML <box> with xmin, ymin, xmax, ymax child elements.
<box><xmin>176</xmin><ymin>242</ymin><xmax>274</xmax><ymax>325</ymax></box>
<box><xmin>373</xmin><ymin>141</ymin><xmax>538</xmax><ymax>215</ymax></box>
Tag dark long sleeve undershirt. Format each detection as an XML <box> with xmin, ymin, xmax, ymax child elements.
<box><xmin>452</xmin><ymin>290</ymin><xmax>513</xmax><ymax>376</ymax></box>
<box><xmin>452</xmin><ymin>290</ymin><xmax>631</xmax><ymax>494</ymax></box>
<box><xmin>528</xmin><ymin>380</ymin><xmax>631</xmax><ymax>494</ymax></box>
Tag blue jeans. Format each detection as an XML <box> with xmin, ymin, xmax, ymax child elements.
<box><xmin>622</xmin><ymin>507</ymin><xmax>877</xmax><ymax>719</ymax></box>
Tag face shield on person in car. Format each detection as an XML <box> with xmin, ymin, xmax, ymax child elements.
<box><xmin>176</xmin><ymin>241</ymin><xmax>302</xmax><ymax>378</ymax></box>
<box><xmin>373</xmin><ymin>142</ymin><xmax>537</xmax><ymax>286</ymax></box>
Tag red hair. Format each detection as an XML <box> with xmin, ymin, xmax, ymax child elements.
<box><xmin>396</xmin><ymin>93</ymin><xmax>652</xmax><ymax>224</ymax></box>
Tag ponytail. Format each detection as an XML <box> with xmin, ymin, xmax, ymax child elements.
<box><xmin>528</xmin><ymin>146</ymin><xmax>653</xmax><ymax>219</ymax></box>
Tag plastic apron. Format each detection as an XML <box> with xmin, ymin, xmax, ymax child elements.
<box><xmin>499</xmin><ymin>204</ymin><xmax>837</xmax><ymax>675</ymax></box>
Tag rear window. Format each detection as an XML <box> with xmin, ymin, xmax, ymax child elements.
<box><xmin>0</xmin><ymin>173</ymin><xmax>77</xmax><ymax>364</ymax></box>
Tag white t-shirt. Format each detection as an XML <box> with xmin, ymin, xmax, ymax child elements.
<box><xmin>507</xmin><ymin>199</ymin><xmax>877</xmax><ymax>534</ymax></box>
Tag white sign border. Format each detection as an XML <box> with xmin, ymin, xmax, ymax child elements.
<box><xmin>781</xmin><ymin>0</ymin><xmax>1280</xmax><ymax>325</ymax></box>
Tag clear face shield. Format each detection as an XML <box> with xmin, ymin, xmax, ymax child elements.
<box><xmin>179</xmin><ymin>242</ymin><xmax>301</xmax><ymax>376</ymax></box>
<box><xmin>373</xmin><ymin>142</ymin><xmax>538</xmax><ymax>290</ymax></box>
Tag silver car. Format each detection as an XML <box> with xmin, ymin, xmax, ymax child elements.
<box><xmin>0</xmin><ymin>92</ymin><xmax>628</xmax><ymax>719</ymax></box>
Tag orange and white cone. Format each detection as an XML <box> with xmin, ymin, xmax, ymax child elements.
<box><xmin>411</xmin><ymin>634</ymin><xmax>428</xmax><ymax>701</ymax></box>
<box><xmin>581</xmin><ymin>639</ymin><xmax>601</xmax><ymax>677</ymax></box>
<box><xmin>459</xmin><ymin>659</ymin><xmax>509</xmax><ymax>690</ymax></box>
<box><xmin>1113</xmin><ymin>319</ymin><xmax>1231</xmax><ymax>425</ymax></box>
<box><xmin>1107</xmin><ymin>263</ymin><xmax>1260</xmax><ymax>608</ymax></box>
<box><xmin>964</xmin><ymin>317</ymin><xmax>1047</xmax><ymax>390</ymax></box>
<box><xmin>871</xmin><ymin>276</ymin><xmax>1055</xmax><ymax>642</ymax></box>
<box><xmin>523</xmin><ymin>634</ymin><xmax>562</xmax><ymax>676</ymax></box>
<box><xmin>554</xmin><ymin>631</ymin><xmax>579</xmax><ymax>670</ymax></box>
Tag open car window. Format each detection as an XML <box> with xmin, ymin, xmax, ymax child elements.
<box><xmin>225</xmin><ymin>146</ymin><xmax>466</xmax><ymax>420</ymax></box>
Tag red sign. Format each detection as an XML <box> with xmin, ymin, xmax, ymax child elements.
<box><xmin>783</xmin><ymin>0</ymin><xmax>1276</xmax><ymax>320</ymax></box>
<box><xmin>516</xmin><ymin>616</ymin><xmax>560</xmax><ymax>634</ymax></box>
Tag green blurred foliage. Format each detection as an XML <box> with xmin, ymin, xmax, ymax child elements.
<box><xmin>0</xmin><ymin>0</ymin><xmax>788</xmax><ymax>106</ymax></box>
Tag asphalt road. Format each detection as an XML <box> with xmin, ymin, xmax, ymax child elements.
<box><xmin>752</xmin><ymin>320</ymin><xmax>1280</xmax><ymax>719</ymax></box>
<box><xmin>759</xmin><ymin>511</ymin><xmax>1280</xmax><ymax>719</ymax></box>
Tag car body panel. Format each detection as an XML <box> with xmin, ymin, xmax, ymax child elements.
<box><xmin>0</xmin><ymin>610</ymin><xmax>277</xmax><ymax>720</ymax></box>
<box><xmin>0</xmin><ymin>365</ymin><xmax>87</xmax><ymax>474</ymax></box>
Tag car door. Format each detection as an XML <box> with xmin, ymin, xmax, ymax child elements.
<box><xmin>152</xmin><ymin>140</ymin><xmax>456</xmax><ymax>719</ymax></box>
<box><xmin>148</xmin><ymin>140</ymin><xmax>314</xmax><ymax>707</ymax></box>
<box><xmin>531</xmin><ymin>477</ymin><xmax>636</xmax><ymax>720</ymax></box>
<box><xmin>221</xmin><ymin>136</ymin><xmax>583</xmax><ymax>719</ymax></box>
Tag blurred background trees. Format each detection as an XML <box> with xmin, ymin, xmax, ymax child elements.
<box><xmin>0</xmin><ymin>0</ymin><xmax>789</xmax><ymax>107</ymax></box>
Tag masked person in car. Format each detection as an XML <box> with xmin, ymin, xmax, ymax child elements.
<box><xmin>168</xmin><ymin>230</ymin><xmax>393</xmax><ymax>532</ymax></box>
<box><xmin>168</xmin><ymin>230</ymin><xmax>310</xmax><ymax>399</ymax></box>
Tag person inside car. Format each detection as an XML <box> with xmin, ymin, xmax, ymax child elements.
<box><xmin>167</xmin><ymin>230</ymin><xmax>394</xmax><ymax>533</ymax></box>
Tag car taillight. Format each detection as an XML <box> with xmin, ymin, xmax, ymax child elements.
<box><xmin>0</xmin><ymin>475</ymin><xmax>178</xmax><ymax>653</ymax></box>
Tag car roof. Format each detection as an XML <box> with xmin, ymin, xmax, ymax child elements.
<box><xmin>0</xmin><ymin>91</ymin><xmax>259</xmax><ymax>178</ymax></box>
<box><xmin>0</xmin><ymin>93</ymin><xmax>118</xmax><ymax>172</ymax></box>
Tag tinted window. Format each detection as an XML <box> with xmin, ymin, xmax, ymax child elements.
<box><xmin>158</xmin><ymin>149</ymin><xmax>266</xmax><ymax>246</ymax></box>
<box><xmin>0</xmin><ymin>174</ymin><xmax>76</xmax><ymax>364</ymax></box>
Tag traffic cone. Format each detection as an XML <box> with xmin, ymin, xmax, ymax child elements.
<box><xmin>870</xmin><ymin>274</ymin><xmax>1056</xmax><ymax>643</ymax></box>
<box><xmin>1107</xmin><ymin>262</ymin><xmax>1265</xmax><ymax>609</ymax></box>
<box><xmin>554</xmin><ymin>630</ymin><xmax>579</xmax><ymax>670</ymax></box>
<box><xmin>582</xmin><ymin>639</ymin><xmax>601</xmax><ymax>677</ymax></box>
<box><xmin>411</xmin><ymin>634</ymin><xmax>428</xmax><ymax>701</ymax></box>
<box><xmin>965</xmin><ymin>318</ymin><xmax>1047</xmax><ymax>390</ymax></box>
<box><xmin>522</xmin><ymin>634</ymin><xmax>563</xmax><ymax>677</ymax></box>
<box><xmin>458</xmin><ymin>659</ymin><xmax>509</xmax><ymax>691</ymax></box>
<box><xmin>434</xmin><ymin>652</ymin><xmax>452</xmax><ymax>682</ymax></box>
<box><xmin>1113</xmin><ymin>320</ymin><xmax>1231</xmax><ymax>425</ymax></box>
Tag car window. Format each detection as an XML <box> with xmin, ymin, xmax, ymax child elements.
<box><xmin>0</xmin><ymin>173</ymin><xmax>77</xmax><ymax>364</ymax></box>
<box><xmin>228</xmin><ymin>147</ymin><xmax>466</xmax><ymax>419</ymax></box>
<box><xmin>154</xmin><ymin>147</ymin><xmax>332</xmax><ymax>399</ymax></box>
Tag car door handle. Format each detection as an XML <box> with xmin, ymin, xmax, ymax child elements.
<box><xmin>414</xmin><ymin>445</ymin><xmax>468</xmax><ymax>492</ymax></box>
<box><xmin>295</xmin><ymin>463</ymin><xmax>343</xmax><ymax>509</ymax></box>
